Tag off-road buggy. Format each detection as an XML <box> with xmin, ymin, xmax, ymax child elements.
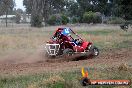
<box><xmin>45</xmin><ymin>28</ymin><xmax>99</xmax><ymax>59</ymax></box>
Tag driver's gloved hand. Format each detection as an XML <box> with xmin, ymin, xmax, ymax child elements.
<box><xmin>73</xmin><ymin>39</ymin><xmax>79</xmax><ymax>45</ymax></box>
<box><xmin>76</xmin><ymin>40</ymin><xmax>80</xmax><ymax>45</ymax></box>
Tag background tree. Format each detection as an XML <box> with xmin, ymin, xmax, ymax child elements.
<box><xmin>23</xmin><ymin>0</ymin><xmax>32</xmax><ymax>14</ymax></box>
<box><xmin>117</xmin><ymin>0</ymin><xmax>132</xmax><ymax>20</ymax></box>
<box><xmin>66</xmin><ymin>1</ymin><xmax>80</xmax><ymax>17</ymax></box>
<box><xmin>23</xmin><ymin>0</ymin><xmax>66</xmax><ymax>27</ymax></box>
<box><xmin>0</xmin><ymin>0</ymin><xmax>15</xmax><ymax>27</ymax></box>
<box><xmin>23</xmin><ymin>0</ymin><xmax>132</xmax><ymax>26</ymax></box>
<box><xmin>16</xmin><ymin>8</ymin><xmax>23</xmax><ymax>14</ymax></box>
<box><xmin>15</xmin><ymin>13</ymin><xmax>21</xmax><ymax>24</ymax></box>
<box><xmin>15</xmin><ymin>8</ymin><xmax>23</xmax><ymax>24</ymax></box>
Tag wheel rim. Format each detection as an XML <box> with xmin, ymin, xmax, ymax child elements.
<box><xmin>93</xmin><ymin>49</ymin><xmax>99</xmax><ymax>56</ymax></box>
<box><xmin>67</xmin><ymin>51</ymin><xmax>73</xmax><ymax>56</ymax></box>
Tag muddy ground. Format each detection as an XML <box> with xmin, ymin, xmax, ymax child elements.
<box><xmin>0</xmin><ymin>48</ymin><xmax>131</xmax><ymax>75</ymax></box>
<box><xmin>0</xmin><ymin>24</ymin><xmax>131</xmax><ymax>76</ymax></box>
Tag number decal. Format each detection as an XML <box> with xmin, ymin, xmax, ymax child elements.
<box><xmin>65</xmin><ymin>29</ymin><xmax>69</xmax><ymax>33</ymax></box>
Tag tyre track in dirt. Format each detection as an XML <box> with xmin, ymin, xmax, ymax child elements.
<box><xmin>0</xmin><ymin>48</ymin><xmax>131</xmax><ymax>75</ymax></box>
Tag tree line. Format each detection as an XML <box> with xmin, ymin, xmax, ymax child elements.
<box><xmin>0</xmin><ymin>0</ymin><xmax>14</xmax><ymax>27</ymax></box>
<box><xmin>0</xmin><ymin>0</ymin><xmax>132</xmax><ymax>27</ymax></box>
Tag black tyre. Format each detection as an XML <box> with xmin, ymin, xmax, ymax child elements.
<box><xmin>63</xmin><ymin>48</ymin><xmax>74</xmax><ymax>57</ymax></box>
<box><xmin>90</xmin><ymin>46</ymin><xmax>99</xmax><ymax>56</ymax></box>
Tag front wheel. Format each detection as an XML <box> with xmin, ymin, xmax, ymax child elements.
<box><xmin>90</xmin><ymin>46</ymin><xmax>99</xmax><ymax>56</ymax></box>
<box><xmin>63</xmin><ymin>48</ymin><xmax>74</xmax><ymax>58</ymax></box>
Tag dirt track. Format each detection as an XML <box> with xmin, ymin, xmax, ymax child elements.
<box><xmin>0</xmin><ymin>48</ymin><xmax>131</xmax><ymax>75</ymax></box>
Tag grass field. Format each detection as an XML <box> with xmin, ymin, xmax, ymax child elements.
<box><xmin>0</xmin><ymin>26</ymin><xmax>131</xmax><ymax>57</ymax></box>
<box><xmin>0</xmin><ymin>25</ymin><xmax>132</xmax><ymax>88</ymax></box>
<box><xmin>0</xmin><ymin>67</ymin><xmax>132</xmax><ymax>88</ymax></box>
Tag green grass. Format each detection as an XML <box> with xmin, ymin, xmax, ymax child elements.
<box><xmin>113</xmin><ymin>40</ymin><xmax>132</xmax><ymax>49</ymax></box>
<box><xmin>0</xmin><ymin>28</ymin><xmax>131</xmax><ymax>56</ymax></box>
<box><xmin>77</xmin><ymin>30</ymin><xmax>115</xmax><ymax>35</ymax></box>
<box><xmin>0</xmin><ymin>73</ymin><xmax>50</xmax><ymax>88</ymax></box>
<box><xmin>120</xmin><ymin>32</ymin><xmax>132</xmax><ymax>37</ymax></box>
<box><xmin>81</xmin><ymin>30</ymin><xmax>132</xmax><ymax>50</ymax></box>
<box><xmin>0</xmin><ymin>67</ymin><xmax>131</xmax><ymax>88</ymax></box>
<box><xmin>0</xmin><ymin>27</ymin><xmax>132</xmax><ymax>88</ymax></box>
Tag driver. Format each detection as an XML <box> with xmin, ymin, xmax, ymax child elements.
<box><xmin>67</xmin><ymin>34</ymin><xmax>81</xmax><ymax>45</ymax></box>
<box><xmin>67</xmin><ymin>34</ymin><xmax>74</xmax><ymax>41</ymax></box>
<box><xmin>52</xmin><ymin>28</ymin><xmax>62</xmax><ymax>41</ymax></box>
<box><xmin>61</xmin><ymin>28</ymin><xmax>82</xmax><ymax>45</ymax></box>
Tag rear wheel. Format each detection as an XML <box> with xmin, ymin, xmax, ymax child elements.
<box><xmin>63</xmin><ymin>48</ymin><xmax>74</xmax><ymax>58</ymax></box>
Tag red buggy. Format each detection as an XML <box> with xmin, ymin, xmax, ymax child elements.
<box><xmin>45</xmin><ymin>28</ymin><xmax>99</xmax><ymax>58</ymax></box>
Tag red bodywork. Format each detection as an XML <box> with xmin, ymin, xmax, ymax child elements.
<box><xmin>48</xmin><ymin>28</ymin><xmax>92</xmax><ymax>53</ymax></box>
